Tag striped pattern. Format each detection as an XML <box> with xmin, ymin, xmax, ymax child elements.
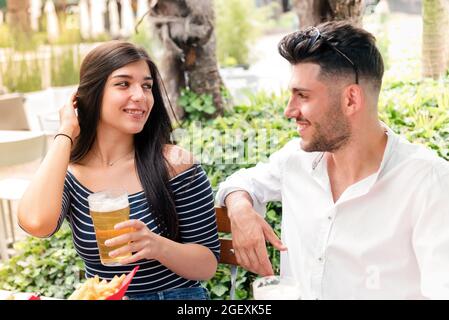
<box><xmin>52</xmin><ymin>164</ymin><xmax>220</xmax><ymax>294</ymax></box>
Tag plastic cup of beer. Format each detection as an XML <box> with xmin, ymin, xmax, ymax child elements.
<box><xmin>88</xmin><ymin>188</ymin><xmax>133</xmax><ymax>266</ymax></box>
<box><xmin>252</xmin><ymin>275</ymin><xmax>301</xmax><ymax>300</ymax></box>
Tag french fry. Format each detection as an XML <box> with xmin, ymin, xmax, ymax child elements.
<box><xmin>68</xmin><ymin>273</ymin><xmax>126</xmax><ymax>300</ymax></box>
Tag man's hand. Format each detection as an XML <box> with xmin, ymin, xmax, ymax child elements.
<box><xmin>226</xmin><ymin>192</ymin><xmax>287</xmax><ymax>276</ymax></box>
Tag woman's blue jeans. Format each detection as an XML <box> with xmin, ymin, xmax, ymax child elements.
<box><xmin>124</xmin><ymin>286</ymin><xmax>210</xmax><ymax>300</ymax></box>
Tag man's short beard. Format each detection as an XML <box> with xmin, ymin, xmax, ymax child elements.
<box><xmin>304</xmin><ymin>126</ymin><xmax>350</xmax><ymax>152</ymax></box>
<box><xmin>301</xmin><ymin>102</ymin><xmax>351</xmax><ymax>153</ymax></box>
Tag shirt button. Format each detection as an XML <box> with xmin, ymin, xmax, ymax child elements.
<box><xmin>327</xmin><ymin>216</ymin><xmax>332</xmax><ymax>220</ymax></box>
<box><xmin>318</xmin><ymin>257</ymin><xmax>323</xmax><ymax>262</ymax></box>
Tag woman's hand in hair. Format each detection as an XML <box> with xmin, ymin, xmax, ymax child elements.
<box><xmin>105</xmin><ymin>219</ymin><xmax>164</xmax><ymax>264</ymax></box>
<box><xmin>58</xmin><ymin>91</ymin><xmax>80</xmax><ymax>139</ymax></box>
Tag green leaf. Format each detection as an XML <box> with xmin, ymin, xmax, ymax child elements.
<box><xmin>210</xmin><ymin>284</ymin><xmax>228</xmax><ymax>297</ymax></box>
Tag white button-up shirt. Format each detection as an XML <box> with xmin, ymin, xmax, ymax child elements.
<box><xmin>216</xmin><ymin>125</ymin><xmax>449</xmax><ymax>299</ymax></box>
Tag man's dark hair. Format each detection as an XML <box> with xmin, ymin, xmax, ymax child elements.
<box><xmin>278</xmin><ymin>21</ymin><xmax>384</xmax><ymax>90</ymax></box>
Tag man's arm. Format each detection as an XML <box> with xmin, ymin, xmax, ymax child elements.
<box><xmin>413</xmin><ymin>167</ymin><xmax>449</xmax><ymax>299</ymax></box>
<box><xmin>225</xmin><ymin>191</ymin><xmax>286</xmax><ymax>275</ymax></box>
<box><xmin>216</xmin><ymin>140</ymin><xmax>298</xmax><ymax>275</ymax></box>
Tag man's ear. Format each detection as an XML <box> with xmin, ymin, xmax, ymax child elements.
<box><xmin>343</xmin><ymin>84</ymin><xmax>364</xmax><ymax>116</ymax></box>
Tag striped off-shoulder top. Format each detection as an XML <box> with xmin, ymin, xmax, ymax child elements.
<box><xmin>50</xmin><ymin>164</ymin><xmax>220</xmax><ymax>294</ymax></box>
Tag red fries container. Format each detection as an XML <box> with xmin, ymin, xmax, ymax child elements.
<box><xmin>27</xmin><ymin>265</ymin><xmax>139</xmax><ymax>300</ymax></box>
<box><xmin>105</xmin><ymin>266</ymin><xmax>139</xmax><ymax>300</ymax></box>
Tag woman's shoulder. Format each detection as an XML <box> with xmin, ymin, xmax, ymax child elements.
<box><xmin>164</xmin><ymin>144</ymin><xmax>198</xmax><ymax>179</ymax></box>
<box><xmin>65</xmin><ymin>163</ymin><xmax>85</xmax><ymax>188</ymax></box>
<box><xmin>67</xmin><ymin>163</ymin><xmax>86</xmax><ymax>181</ymax></box>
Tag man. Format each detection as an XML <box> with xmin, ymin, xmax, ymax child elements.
<box><xmin>216</xmin><ymin>21</ymin><xmax>449</xmax><ymax>299</ymax></box>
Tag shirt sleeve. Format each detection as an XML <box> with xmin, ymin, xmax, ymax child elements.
<box><xmin>412</xmin><ymin>164</ymin><xmax>449</xmax><ymax>299</ymax></box>
<box><xmin>215</xmin><ymin>139</ymin><xmax>299</xmax><ymax>216</ymax></box>
<box><xmin>172</xmin><ymin>164</ymin><xmax>220</xmax><ymax>262</ymax></box>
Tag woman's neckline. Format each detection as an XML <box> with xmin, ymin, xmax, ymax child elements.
<box><xmin>67</xmin><ymin>164</ymin><xmax>199</xmax><ymax>197</ymax></box>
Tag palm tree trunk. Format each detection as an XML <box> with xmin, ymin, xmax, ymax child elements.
<box><xmin>6</xmin><ymin>0</ymin><xmax>31</xmax><ymax>34</ymax></box>
<box><xmin>292</xmin><ymin>0</ymin><xmax>323</xmax><ymax>27</ymax></box>
<box><xmin>422</xmin><ymin>0</ymin><xmax>449</xmax><ymax>79</ymax></box>
<box><xmin>149</xmin><ymin>0</ymin><xmax>224</xmax><ymax>120</ymax></box>
<box><xmin>292</xmin><ymin>0</ymin><xmax>363</xmax><ymax>28</ymax></box>
<box><xmin>328</xmin><ymin>0</ymin><xmax>363</xmax><ymax>26</ymax></box>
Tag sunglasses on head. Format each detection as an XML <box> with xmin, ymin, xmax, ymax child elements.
<box><xmin>301</xmin><ymin>26</ymin><xmax>359</xmax><ymax>84</ymax></box>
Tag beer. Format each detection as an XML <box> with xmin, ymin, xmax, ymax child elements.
<box><xmin>88</xmin><ymin>189</ymin><xmax>133</xmax><ymax>266</ymax></box>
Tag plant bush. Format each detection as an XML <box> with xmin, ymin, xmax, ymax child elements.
<box><xmin>0</xmin><ymin>224</ymin><xmax>84</xmax><ymax>299</ymax></box>
<box><xmin>215</xmin><ymin>0</ymin><xmax>263</xmax><ymax>68</ymax></box>
<box><xmin>0</xmin><ymin>45</ymin><xmax>82</xmax><ymax>93</ymax></box>
<box><xmin>130</xmin><ymin>20</ymin><xmax>159</xmax><ymax>59</ymax></box>
<box><xmin>379</xmin><ymin>79</ymin><xmax>449</xmax><ymax>160</ymax></box>
<box><xmin>178</xmin><ymin>88</ymin><xmax>217</xmax><ymax>122</ymax></box>
<box><xmin>0</xmin><ymin>24</ymin><xmax>46</xmax><ymax>51</ymax></box>
<box><xmin>0</xmin><ymin>51</ymin><xmax>43</xmax><ymax>92</ymax></box>
<box><xmin>51</xmin><ymin>46</ymin><xmax>81</xmax><ymax>87</ymax></box>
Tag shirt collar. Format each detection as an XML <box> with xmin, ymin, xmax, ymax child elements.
<box><xmin>376</xmin><ymin>121</ymin><xmax>399</xmax><ymax>179</ymax></box>
<box><xmin>307</xmin><ymin>121</ymin><xmax>399</xmax><ymax>198</ymax></box>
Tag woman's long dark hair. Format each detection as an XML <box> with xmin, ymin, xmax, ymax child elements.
<box><xmin>71</xmin><ymin>41</ymin><xmax>179</xmax><ymax>240</ymax></box>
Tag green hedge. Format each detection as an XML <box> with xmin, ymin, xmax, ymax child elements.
<box><xmin>0</xmin><ymin>225</ymin><xmax>84</xmax><ymax>299</ymax></box>
<box><xmin>1</xmin><ymin>78</ymin><xmax>448</xmax><ymax>299</ymax></box>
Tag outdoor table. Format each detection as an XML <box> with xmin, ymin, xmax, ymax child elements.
<box><xmin>0</xmin><ymin>130</ymin><xmax>45</xmax><ymax>143</ymax></box>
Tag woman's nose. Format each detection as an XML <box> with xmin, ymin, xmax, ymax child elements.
<box><xmin>130</xmin><ymin>85</ymin><xmax>145</xmax><ymax>102</ymax></box>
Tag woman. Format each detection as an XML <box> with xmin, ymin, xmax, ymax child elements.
<box><xmin>18</xmin><ymin>41</ymin><xmax>220</xmax><ymax>300</ymax></box>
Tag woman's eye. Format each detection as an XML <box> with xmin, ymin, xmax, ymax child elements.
<box><xmin>116</xmin><ymin>82</ymin><xmax>129</xmax><ymax>87</ymax></box>
<box><xmin>142</xmin><ymin>83</ymin><xmax>152</xmax><ymax>90</ymax></box>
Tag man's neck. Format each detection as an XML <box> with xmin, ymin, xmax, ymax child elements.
<box><xmin>326</xmin><ymin>122</ymin><xmax>387</xmax><ymax>201</ymax></box>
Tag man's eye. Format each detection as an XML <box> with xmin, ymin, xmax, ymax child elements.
<box><xmin>298</xmin><ymin>93</ymin><xmax>307</xmax><ymax>99</ymax></box>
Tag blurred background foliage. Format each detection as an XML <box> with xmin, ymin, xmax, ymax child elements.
<box><xmin>0</xmin><ymin>0</ymin><xmax>293</xmax><ymax>92</ymax></box>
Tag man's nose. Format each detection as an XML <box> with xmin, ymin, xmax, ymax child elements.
<box><xmin>284</xmin><ymin>98</ymin><xmax>299</xmax><ymax>119</ymax></box>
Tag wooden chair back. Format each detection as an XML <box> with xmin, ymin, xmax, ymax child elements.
<box><xmin>215</xmin><ymin>206</ymin><xmax>239</xmax><ymax>300</ymax></box>
<box><xmin>215</xmin><ymin>206</ymin><xmax>238</xmax><ymax>265</ymax></box>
